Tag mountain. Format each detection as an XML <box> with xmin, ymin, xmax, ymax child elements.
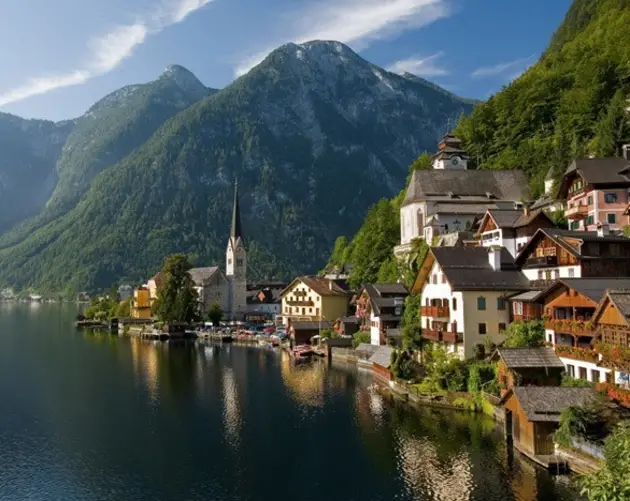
<box><xmin>0</xmin><ymin>113</ymin><xmax>73</xmax><ymax>232</ymax></box>
<box><xmin>0</xmin><ymin>41</ymin><xmax>473</xmax><ymax>293</ymax></box>
<box><xmin>0</xmin><ymin>65</ymin><xmax>213</xmax><ymax>247</ymax></box>
<box><xmin>455</xmin><ymin>0</ymin><xmax>630</xmax><ymax>196</ymax></box>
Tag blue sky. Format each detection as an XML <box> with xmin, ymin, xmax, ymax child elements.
<box><xmin>0</xmin><ymin>0</ymin><xmax>572</xmax><ymax>121</ymax></box>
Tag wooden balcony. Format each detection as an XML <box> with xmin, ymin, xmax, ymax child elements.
<box><xmin>423</xmin><ymin>329</ymin><xmax>442</xmax><ymax>341</ymax></box>
<box><xmin>420</xmin><ymin>305</ymin><xmax>450</xmax><ymax>317</ymax></box>
<box><xmin>285</xmin><ymin>299</ymin><xmax>314</xmax><ymax>307</ymax></box>
<box><xmin>544</xmin><ymin>319</ymin><xmax>597</xmax><ymax>337</ymax></box>
<box><xmin>600</xmin><ymin>325</ymin><xmax>630</xmax><ymax>347</ymax></box>
<box><xmin>554</xmin><ymin>344</ymin><xmax>599</xmax><ymax>363</ymax></box>
<box><xmin>442</xmin><ymin>331</ymin><xmax>463</xmax><ymax>344</ymax></box>
<box><xmin>565</xmin><ymin>204</ymin><xmax>588</xmax><ymax>220</ymax></box>
<box><xmin>525</xmin><ymin>255</ymin><xmax>558</xmax><ymax>268</ymax></box>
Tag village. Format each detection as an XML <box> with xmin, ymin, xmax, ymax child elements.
<box><xmin>80</xmin><ymin>133</ymin><xmax>630</xmax><ymax>477</ymax></box>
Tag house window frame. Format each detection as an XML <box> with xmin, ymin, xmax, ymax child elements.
<box><xmin>607</xmin><ymin>213</ymin><xmax>617</xmax><ymax>225</ymax></box>
<box><xmin>605</xmin><ymin>192</ymin><xmax>618</xmax><ymax>204</ymax></box>
<box><xmin>478</xmin><ymin>323</ymin><xmax>487</xmax><ymax>335</ymax></box>
<box><xmin>477</xmin><ymin>296</ymin><xmax>486</xmax><ymax>311</ymax></box>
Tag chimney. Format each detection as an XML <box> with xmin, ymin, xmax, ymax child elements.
<box><xmin>623</xmin><ymin>144</ymin><xmax>630</xmax><ymax>161</ymax></box>
<box><xmin>329</xmin><ymin>280</ymin><xmax>333</xmax><ymax>291</ymax></box>
<box><xmin>597</xmin><ymin>222</ymin><xmax>610</xmax><ymax>238</ymax></box>
<box><xmin>523</xmin><ymin>205</ymin><xmax>529</xmax><ymax>216</ymax></box>
<box><xmin>488</xmin><ymin>246</ymin><xmax>502</xmax><ymax>271</ymax></box>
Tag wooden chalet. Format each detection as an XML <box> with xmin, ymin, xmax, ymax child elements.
<box><xmin>494</xmin><ymin>348</ymin><xmax>565</xmax><ymax>397</ymax></box>
<box><xmin>509</xmin><ymin>290</ymin><xmax>543</xmax><ymax>322</ymax></box>
<box><xmin>502</xmin><ymin>387</ymin><xmax>598</xmax><ymax>458</ymax></box>
<box><xmin>514</xmin><ymin>228</ymin><xmax>630</xmax><ymax>289</ymax></box>
<box><xmin>592</xmin><ymin>289</ymin><xmax>630</xmax><ymax>378</ymax></box>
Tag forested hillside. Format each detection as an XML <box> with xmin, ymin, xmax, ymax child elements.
<box><xmin>456</xmin><ymin>0</ymin><xmax>630</xmax><ymax>195</ymax></box>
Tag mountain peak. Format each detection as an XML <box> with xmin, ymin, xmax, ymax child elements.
<box><xmin>159</xmin><ymin>65</ymin><xmax>208</xmax><ymax>98</ymax></box>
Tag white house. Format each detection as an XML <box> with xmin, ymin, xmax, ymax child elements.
<box><xmin>355</xmin><ymin>284</ymin><xmax>410</xmax><ymax>345</ymax></box>
<box><xmin>413</xmin><ymin>246</ymin><xmax>529</xmax><ymax>359</ymax></box>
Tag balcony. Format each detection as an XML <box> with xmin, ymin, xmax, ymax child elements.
<box><xmin>442</xmin><ymin>331</ymin><xmax>463</xmax><ymax>344</ymax></box>
<box><xmin>565</xmin><ymin>204</ymin><xmax>588</xmax><ymax>220</ymax></box>
<box><xmin>525</xmin><ymin>255</ymin><xmax>558</xmax><ymax>268</ymax></box>
<box><xmin>545</xmin><ymin>319</ymin><xmax>597</xmax><ymax>337</ymax></box>
<box><xmin>421</xmin><ymin>305</ymin><xmax>450</xmax><ymax>318</ymax></box>
<box><xmin>423</xmin><ymin>329</ymin><xmax>442</xmax><ymax>341</ymax></box>
<box><xmin>600</xmin><ymin>325</ymin><xmax>630</xmax><ymax>347</ymax></box>
<box><xmin>285</xmin><ymin>299</ymin><xmax>314</xmax><ymax>307</ymax></box>
<box><xmin>554</xmin><ymin>344</ymin><xmax>599</xmax><ymax>363</ymax></box>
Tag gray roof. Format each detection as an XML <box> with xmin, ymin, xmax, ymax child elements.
<box><xmin>355</xmin><ymin>343</ymin><xmax>379</xmax><ymax>355</ymax></box>
<box><xmin>510</xmin><ymin>387</ymin><xmax>599</xmax><ymax>422</ymax></box>
<box><xmin>509</xmin><ymin>290</ymin><xmax>541</xmax><ymax>302</ymax></box>
<box><xmin>188</xmin><ymin>267</ymin><xmax>222</xmax><ymax>286</ymax></box>
<box><xmin>565</xmin><ymin>158</ymin><xmax>630</xmax><ymax>185</ymax></box>
<box><xmin>497</xmin><ymin>348</ymin><xmax>564</xmax><ymax>369</ymax></box>
<box><xmin>361</xmin><ymin>284</ymin><xmax>409</xmax><ymax>316</ymax></box>
<box><xmin>543</xmin><ymin>278</ymin><xmax>630</xmax><ymax>303</ymax></box>
<box><xmin>431</xmin><ymin>247</ymin><xmax>530</xmax><ymax>291</ymax></box>
<box><xmin>402</xmin><ymin>169</ymin><xmax>529</xmax><ymax>207</ymax></box>
<box><xmin>431</xmin><ymin>203</ymin><xmax>501</xmax><ymax>215</ymax></box>
<box><xmin>607</xmin><ymin>289</ymin><xmax>630</xmax><ymax>318</ymax></box>
<box><xmin>436</xmin><ymin>231</ymin><xmax>477</xmax><ymax>247</ymax></box>
<box><xmin>369</xmin><ymin>346</ymin><xmax>395</xmax><ymax>369</ymax></box>
<box><xmin>488</xmin><ymin>208</ymin><xmax>550</xmax><ymax>229</ymax></box>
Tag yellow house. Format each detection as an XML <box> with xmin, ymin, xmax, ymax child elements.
<box><xmin>280</xmin><ymin>276</ymin><xmax>351</xmax><ymax>326</ymax></box>
<box><xmin>131</xmin><ymin>287</ymin><xmax>152</xmax><ymax>319</ymax></box>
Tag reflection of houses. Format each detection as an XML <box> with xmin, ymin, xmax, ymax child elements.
<box><xmin>502</xmin><ymin>387</ymin><xmax>598</xmax><ymax>457</ymax></box>
<box><xmin>558</xmin><ymin>155</ymin><xmax>630</xmax><ymax>232</ymax></box>
<box><xmin>494</xmin><ymin>348</ymin><xmax>564</xmax><ymax>397</ymax></box>
<box><xmin>280</xmin><ymin>276</ymin><xmax>351</xmax><ymax>326</ymax></box>
<box><xmin>395</xmin><ymin>132</ymin><xmax>527</xmax><ymax>257</ymax></box>
<box><xmin>477</xmin><ymin>208</ymin><xmax>554</xmax><ymax>258</ymax></box>
<box><xmin>354</xmin><ymin>284</ymin><xmax>409</xmax><ymax>346</ymax></box>
<box><xmin>414</xmin><ymin>246</ymin><xmax>529</xmax><ymax>359</ymax></box>
<box><xmin>514</xmin><ymin>227</ymin><xmax>630</xmax><ymax>288</ymax></box>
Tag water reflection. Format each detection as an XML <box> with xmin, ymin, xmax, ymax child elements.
<box><xmin>280</xmin><ymin>351</ymin><xmax>326</xmax><ymax>408</ymax></box>
<box><xmin>129</xmin><ymin>338</ymin><xmax>160</xmax><ymax>403</ymax></box>
<box><xmin>221</xmin><ymin>367</ymin><xmax>242</xmax><ymax>449</ymax></box>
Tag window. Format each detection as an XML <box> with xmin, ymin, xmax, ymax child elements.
<box><xmin>236</xmin><ymin>258</ymin><xmax>243</xmax><ymax>266</ymax></box>
<box><xmin>478</xmin><ymin>323</ymin><xmax>487</xmax><ymax>335</ymax></box>
<box><xmin>608</xmin><ymin>213</ymin><xmax>617</xmax><ymax>224</ymax></box>
<box><xmin>605</xmin><ymin>192</ymin><xmax>618</xmax><ymax>204</ymax></box>
<box><xmin>425</xmin><ymin>318</ymin><xmax>430</xmax><ymax>329</ymax></box>
<box><xmin>309</xmin><ymin>308</ymin><xmax>313</xmax><ymax>313</ymax></box>
<box><xmin>452</xmin><ymin>320</ymin><xmax>458</xmax><ymax>333</ymax></box>
<box><xmin>538</xmin><ymin>270</ymin><xmax>543</xmax><ymax>280</ymax></box>
<box><xmin>498</xmin><ymin>322</ymin><xmax>506</xmax><ymax>332</ymax></box>
<box><xmin>587</xmin><ymin>195</ymin><xmax>593</xmax><ymax>205</ymax></box>
<box><xmin>228</xmin><ymin>258</ymin><xmax>232</xmax><ymax>265</ymax></box>
<box><xmin>569</xmin><ymin>268</ymin><xmax>575</xmax><ymax>278</ymax></box>
<box><xmin>442</xmin><ymin>274</ymin><xmax>446</xmax><ymax>284</ymax></box>
<box><xmin>586</xmin><ymin>215</ymin><xmax>594</xmax><ymax>226</ymax></box>
<box><xmin>545</xmin><ymin>270</ymin><xmax>552</xmax><ymax>280</ymax></box>
<box><xmin>497</xmin><ymin>297</ymin><xmax>506</xmax><ymax>310</ymax></box>
<box><xmin>302</xmin><ymin>308</ymin><xmax>306</xmax><ymax>315</ymax></box>
<box><xmin>579</xmin><ymin>367</ymin><xmax>587</xmax><ymax>380</ymax></box>
<box><xmin>425</xmin><ymin>298</ymin><xmax>430</xmax><ymax>306</ymax></box>
<box><xmin>554</xmin><ymin>269</ymin><xmax>560</xmax><ymax>279</ymax></box>
<box><xmin>477</xmin><ymin>296</ymin><xmax>486</xmax><ymax>310</ymax></box>
<box><xmin>452</xmin><ymin>298</ymin><xmax>457</xmax><ymax>311</ymax></box>
<box><xmin>567</xmin><ymin>364</ymin><xmax>575</xmax><ymax>378</ymax></box>
<box><xmin>432</xmin><ymin>274</ymin><xmax>437</xmax><ymax>285</ymax></box>
<box><xmin>591</xmin><ymin>370</ymin><xmax>600</xmax><ymax>383</ymax></box>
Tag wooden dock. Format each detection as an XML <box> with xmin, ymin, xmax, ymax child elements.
<box><xmin>513</xmin><ymin>442</ymin><xmax>569</xmax><ymax>473</ymax></box>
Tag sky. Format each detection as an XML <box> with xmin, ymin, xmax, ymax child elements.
<box><xmin>0</xmin><ymin>0</ymin><xmax>573</xmax><ymax>121</ymax></box>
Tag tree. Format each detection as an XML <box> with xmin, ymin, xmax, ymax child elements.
<box><xmin>408</xmin><ymin>152</ymin><xmax>432</xmax><ymax>174</ymax></box>
<box><xmin>502</xmin><ymin>320</ymin><xmax>545</xmax><ymax>348</ymax></box>
<box><xmin>401</xmin><ymin>294</ymin><xmax>423</xmax><ymax>351</ymax></box>
<box><xmin>152</xmin><ymin>254</ymin><xmax>200</xmax><ymax>323</ymax></box>
<box><xmin>116</xmin><ymin>297</ymin><xmax>132</xmax><ymax>318</ymax></box>
<box><xmin>207</xmin><ymin>300</ymin><xmax>223</xmax><ymax>326</ymax></box>
<box><xmin>352</xmin><ymin>331</ymin><xmax>370</xmax><ymax>348</ymax></box>
<box><xmin>580</xmin><ymin>422</ymin><xmax>630</xmax><ymax>501</ymax></box>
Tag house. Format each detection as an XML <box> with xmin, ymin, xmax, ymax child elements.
<box><xmin>591</xmin><ymin>289</ymin><xmax>630</xmax><ymax>386</ymax></box>
<box><xmin>536</xmin><ymin>278</ymin><xmax>630</xmax><ymax>384</ymax></box>
<box><xmin>323</xmin><ymin>262</ymin><xmax>354</xmax><ymax>280</ymax></box>
<box><xmin>280</xmin><ymin>276</ymin><xmax>351</xmax><ymax>327</ymax></box>
<box><xmin>369</xmin><ymin>345</ymin><xmax>395</xmax><ymax>381</ymax></box>
<box><xmin>501</xmin><ymin>387</ymin><xmax>598</xmax><ymax>456</ymax></box>
<box><xmin>131</xmin><ymin>287</ymin><xmax>152</xmax><ymax>319</ymax></box>
<box><xmin>494</xmin><ymin>348</ymin><xmax>565</xmax><ymax>397</ymax></box>
<box><xmin>354</xmin><ymin>284</ymin><xmax>410</xmax><ymax>345</ymax></box>
<box><xmin>189</xmin><ymin>267</ymin><xmax>230</xmax><ymax>313</ymax></box>
<box><xmin>246</xmin><ymin>282</ymin><xmax>286</xmax><ymax>322</ymax></box>
<box><xmin>289</xmin><ymin>320</ymin><xmax>332</xmax><ymax>346</ymax></box>
<box><xmin>530</xmin><ymin>167</ymin><xmax>563</xmax><ymax>213</ymax></box>
<box><xmin>395</xmin><ymin>132</ymin><xmax>528</xmax><ymax>257</ymax></box>
<box><xmin>333</xmin><ymin>315</ymin><xmax>360</xmax><ymax>336</ymax></box>
<box><xmin>477</xmin><ymin>208</ymin><xmax>555</xmax><ymax>258</ymax></box>
<box><xmin>413</xmin><ymin>246</ymin><xmax>530</xmax><ymax>359</ymax></box>
<box><xmin>509</xmin><ymin>290</ymin><xmax>544</xmax><ymax>323</ymax></box>
<box><xmin>558</xmin><ymin>155</ymin><xmax>630</xmax><ymax>232</ymax></box>
<box><xmin>514</xmin><ymin>227</ymin><xmax>630</xmax><ymax>289</ymax></box>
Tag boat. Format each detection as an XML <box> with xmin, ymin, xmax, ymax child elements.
<box><xmin>292</xmin><ymin>345</ymin><xmax>314</xmax><ymax>360</ymax></box>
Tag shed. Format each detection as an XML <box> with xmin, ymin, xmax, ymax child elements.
<box><xmin>493</xmin><ymin>348</ymin><xmax>565</xmax><ymax>396</ymax></box>
<box><xmin>290</xmin><ymin>321</ymin><xmax>331</xmax><ymax>345</ymax></box>
<box><xmin>369</xmin><ymin>346</ymin><xmax>395</xmax><ymax>381</ymax></box>
<box><xmin>355</xmin><ymin>343</ymin><xmax>379</xmax><ymax>362</ymax></box>
<box><xmin>501</xmin><ymin>387</ymin><xmax>598</xmax><ymax>456</ymax></box>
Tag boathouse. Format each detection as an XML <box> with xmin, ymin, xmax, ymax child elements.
<box><xmin>290</xmin><ymin>320</ymin><xmax>331</xmax><ymax>345</ymax></box>
<box><xmin>501</xmin><ymin>387</ymin><xmax>598</xmax><ymax>457</ymax></box>
<box><xmin>494</xmin><ymin>347</ymin><xmax>565</xmax><ymax>397</ymax></box>
<box><xmin>369</xmin><ymin>345</ymin><xmax>395</xmax><ymax>381</ymax></box>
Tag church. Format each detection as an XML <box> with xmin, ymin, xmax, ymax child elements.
<box><xmin>142</xmin><ymin>183</ymin><xmax>247</xmax><ymax>320</ymax></box>
<box><xmin>394</xmin><ymin>133</ymin><xmax>529</xmax><ymax>257</ymax></box>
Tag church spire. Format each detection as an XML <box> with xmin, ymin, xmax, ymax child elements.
<box><xmin>230</xmin><ymin>180</ymin><xmax>243</xmax><ymax>243</ymax></box>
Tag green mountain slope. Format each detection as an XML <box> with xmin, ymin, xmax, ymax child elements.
<box><xmin>0</xmin><ymin>41</ymin><xmax>473</xmax><ymax>293</ymax></box>
<box><xmin>0</xmin><ymin>113</ymin><xmax>74</xmax><ymax>232</ymax></box>
<box><xmin>456</xmin><ymin>0</ymin><xmax>630</xmax><ymax>195</ymax></box>
<box><xmin>0</xmin><ymin>65</ymin><xmax>213</xmax><ymax>248</ymax></box>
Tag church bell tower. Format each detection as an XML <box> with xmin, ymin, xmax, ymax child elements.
<box><xmin>226</xmin><ymin>181</ymin><xmax>247</xmax><ymax>319</ymax></box>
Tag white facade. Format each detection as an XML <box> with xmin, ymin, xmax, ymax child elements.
<box><xmin>432</xmin><ymin>156</ymin><xmax>468</xmax><ymax>170</ymax></box>
<box><xmin>370</xmin><ymin>312</ymin><xmax>381</xmax><ymax>346</ymax></box>
<box><xmin>521</xmin><ymin>265</ymin><xmax>581</xmax><ymax>282</ymax></box>
<box><xmin>480</xmin><ymin>229</ymin><xmax>534</xmax><ymax>259</ymax></box>
<box><xmin>226</xmin><ymin>237</ymin><xmax>247</xmax><ymax>320</ymax></box>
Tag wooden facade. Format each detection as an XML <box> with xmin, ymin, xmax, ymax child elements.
<box><xmin>593</xmin><ymin>294</ymin><xmax>630</xmax><ymax>348</ymax></box>
<box><xmin>525</xmin><ymin>236</ymin><xmax>578</xmax><ymax>268</ymax></box>
<box><xmin>497</xmin><ymin>361</ymin><xmax>563</xmax><ymax>397</ymax></box>
<box><xmin>503</xmin><ymin>393</ymin><xmax>557</xmax><ymax>456</ymax></box>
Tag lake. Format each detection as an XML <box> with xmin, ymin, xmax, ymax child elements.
<box><xmin>0</xmin><ymin>303</ymin><xmax>580</xmax><ymax>500</ymax></box>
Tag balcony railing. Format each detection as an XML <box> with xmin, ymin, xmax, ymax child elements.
<box><xmin>442</xmin><ymin>331</ymin><xmax>463</xmax><ymax>344</ymax></box>
<box><xmin>600</xmin><ymin>325</ymin><xmax>630</xmax><ymax>347</ymax></box>
<box><xmin>554</xmin><ymin>344</ymin><xmax>599</xmax><ymax>363</ymax></box>
<box><xmin>565</xmin><ymin>204</ymin><xmax>589</xmax><ymax>220</ymax></box>
<box><xmin>420</xmin><ymin>305</ymin><xmax>450</xmax><ymax>317</ymax></box>
<box><xmin>545</xmin><ymin>319</ymin><xmax>597</xmax><ymax>336</ymax></box>
<box><xmin>525</xmin><ymin>255</ymin><xmax>558</xmax><ymax>267</ymax></box>
<box><xmin>423</xmin><ymin>329</ymin><xmax>442</xmax><ymax>341</ymax></box>
<box><xmin>285</xmin><ymin>299</ymin><xmax>314</xmax><ymax>307</ymax></box>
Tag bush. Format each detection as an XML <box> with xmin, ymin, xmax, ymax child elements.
<box><xmin>503</xmin><ymin>320</ymin><xmax>545</xmax><ymax>348</ymax></box>
<box><xmin>423</xmin><ymin>344</ymin><xmax>468</xmax><ymax>392</ymax></box>
<box><xmin>391</xmin><ymin>350</ymin><xmax>416</xmax><ymax>381</ymax></box>
<box><xmin>352</xmin><ymin>331</ymin><xmax>370</xmax><ymax>348</ymax></box>
<box><xmin>561</xmin><ymin>373</ymin><xmax>594</xmax><ymax>388</ymax></box>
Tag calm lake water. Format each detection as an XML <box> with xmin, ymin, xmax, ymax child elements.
<box><xmin>0</xmin><ymin>303</ymin><xmax>580</xmax><ymax>501</ymax></box>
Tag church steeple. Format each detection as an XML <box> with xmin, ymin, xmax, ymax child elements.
<box><xmin>230</xmin><ymin>180</ymin><xmax>243</xmax><ymax>243</ymax></box>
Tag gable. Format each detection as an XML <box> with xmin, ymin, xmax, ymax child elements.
<box><xmin>593</xmin><ymin>296</ymin><xmax>630</xmax><ymax>327</ymax></box>
<box><xmin>545</xmin><ymin>288</ymin><xmax>598</xmax><ymax>310</ymax></box>
<box><xmin>412</xmin><ymin>251</ymin><xmax>436</xmax><ymax>293</ymax></box>
<box><xmin>478</xmin><ymin>213</ymin><xmax>498</xmax><ymax>233</ymax></box>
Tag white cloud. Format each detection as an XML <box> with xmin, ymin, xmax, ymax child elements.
<box><xmin>471</xmin><ymin>55</ymin><xmax>534</xmax><ymax>79</ymax></box>
<box><xmin>387</xmin><ymin>51</ymin><xmax>448</xmax><ymax>77</ymax></box>
<box><xmin>235</xmin><ymin>0</ymin><xmax>452</xmax><ymax>76</ymax></box>
<box><xmin>0</xmin><ymin>0</ymin><xmax>213</xmax><ymax>108</ymax></box>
